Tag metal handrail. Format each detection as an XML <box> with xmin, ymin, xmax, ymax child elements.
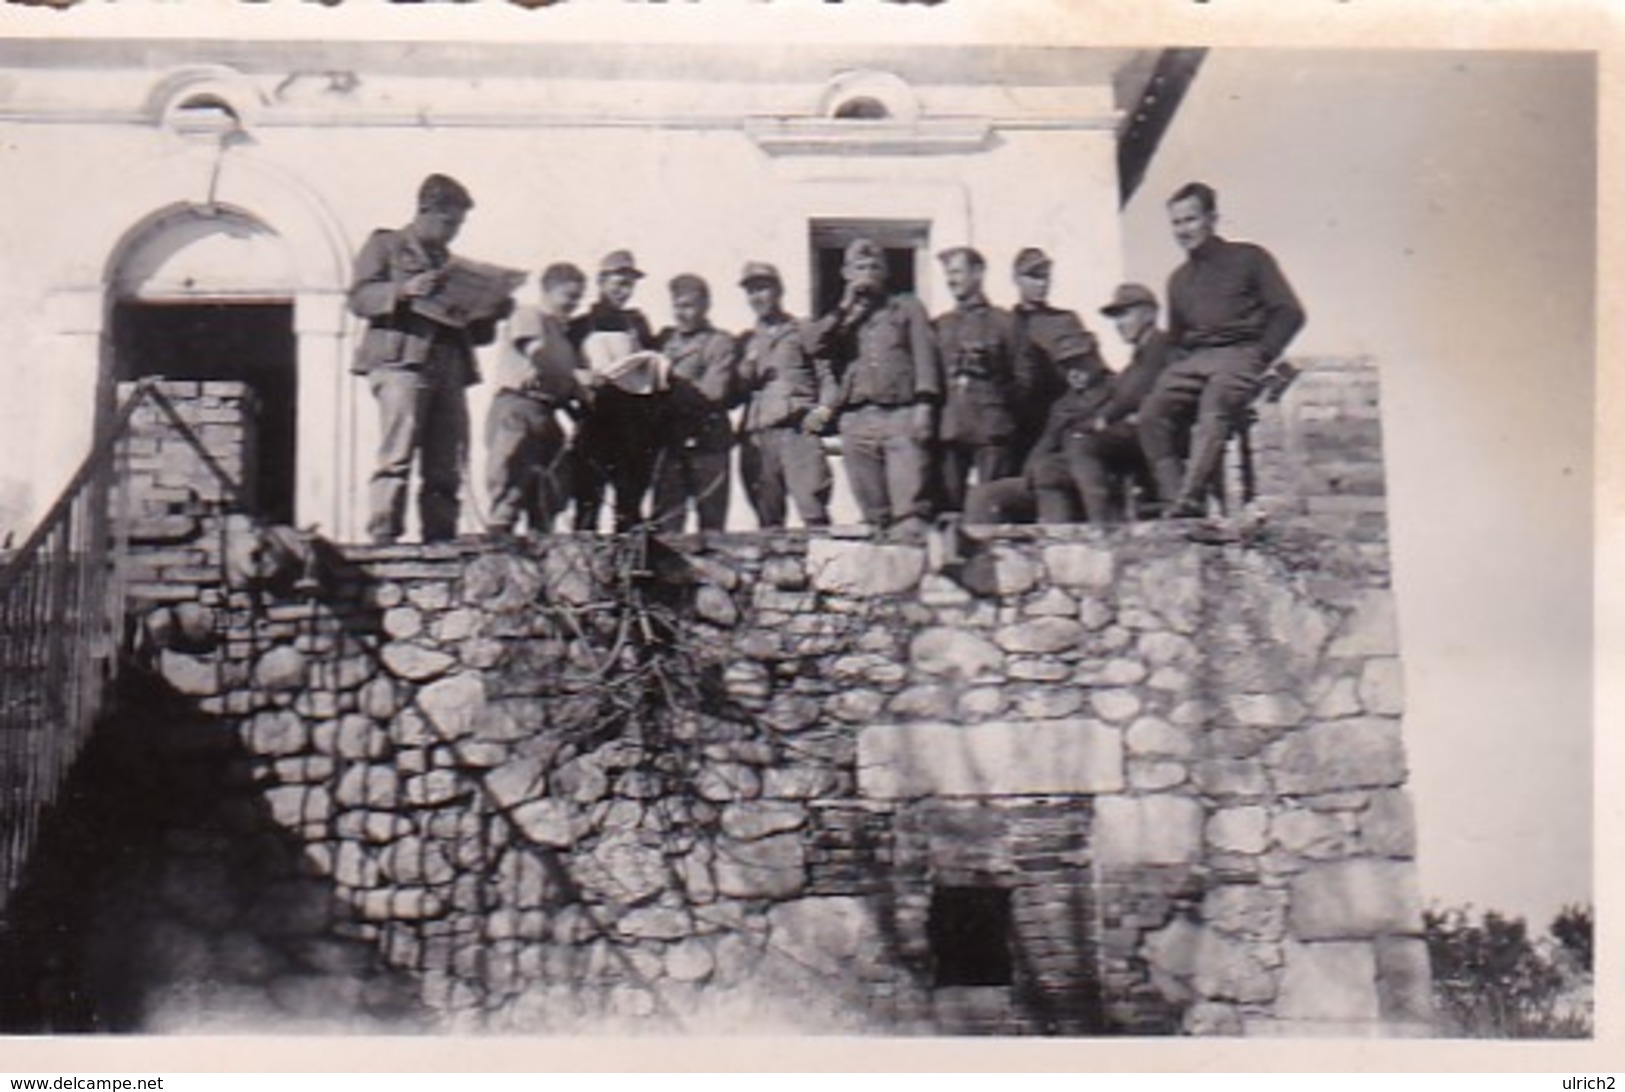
<box><xmin>0</xmin><ymin>379</ymin><xmax>244</xmax><ymax>923</ymax></box>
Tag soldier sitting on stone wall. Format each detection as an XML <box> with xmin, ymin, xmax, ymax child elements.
<box><xmin>965</xmin><ymin>282</ymin><xmax>1168</xmax><ymax>525</ymax></box>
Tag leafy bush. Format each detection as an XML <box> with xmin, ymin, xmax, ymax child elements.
<box><xmin>1423</xmin><ymin>904</ymin><xmax>1593</xmax><ymax>1038</ymax></box>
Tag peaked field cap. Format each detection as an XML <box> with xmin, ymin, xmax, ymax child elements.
<box><xmin>739</xmin><ymin>261</ymin><xmax>783</xmax><ymax>287</ymax></box>
<box><xmin>937</xmin><ymin>245</ymin><xmax>986</xmax><ymax>268</ymax></box>
<box><xmin>1013</xmin><ymin>247</ymin><xmax>1052</xmax><ymax>274</ymax></box>
<box><xmin>418</xmin><ymin>173</ymin><xmax>474</xmax><ymax>211</ymax></box>
<box><xmin>598</xmin><ymin>250</ymin><xmax>645</xmax><ymax>278</ymax></box>
<box><xmin>1100</xmin><ymin>283</ymin><xmax>1159</xmax><ymax>316</ymax></box>
<box><xmin>669</xmin><ymin>273</ymin><xmax>710</xmax><ymax>299</ymax></box>
<box><xmin>843</xmin><ymin>237</ymin><xmax>885</xmax><ymax>264</ymax></box>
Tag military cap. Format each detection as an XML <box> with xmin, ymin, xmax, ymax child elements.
<box><xmin>937</xmin><ymin>245</ymin><xmax>987</xmax><ymax>269</ymax></box>
<box><xmin>1013</xmin><ymin>247</ymin><xmax>1052</xmax><ymax>275</ymax></box>
<box><xmin>739</xmin><ymin>261</ymin><xmax>783</xmax><ymax>287</ymax></box>
<box><xmin>417</xmin><ymin>173</ymin><xmax>474</xmax><ymax>212</ymax></box>
<box><xmin>598</xmin><ymin>250</ymin><xmax>645</xmax><ymax>279</ymax></box>
<box><xmin>668</xmin><ymin>273</ymin><xmax>710</xmax><ymax>300</ymax></box>
<box><xmin>843</xmin><ymin>238</ymin><xmax>886</xmax><ymax>265</ymax></box>
<box><xmin>1100</xmin><ymin>283</ymin><xmax>1159</xmax><ymax>317</ymax></box>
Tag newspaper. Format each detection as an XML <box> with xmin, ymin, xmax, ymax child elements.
<box><xmin>580</xmin><ymin>330</ymin><xmax>671</xmax><ymax>395</ymax></box>
<box><xmin>410</xmin><ymin>257</ymin><xmax>527</xmax><ymax>328</ymax></box>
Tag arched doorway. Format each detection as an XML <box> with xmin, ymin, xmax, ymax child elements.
<box><xmin>109</xmin><ymin>206</ymin><xmax>299</xmax><ymax>523</ymax></box>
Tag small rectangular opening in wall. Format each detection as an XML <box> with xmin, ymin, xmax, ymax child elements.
<box><xmin>808</xmin><ymin>218</ymin><xmax>931</xmax><ymax>317</ymax></box>
<box><xmin>928</xmin><ymin>886</ymin><xmax>1013</xmax><ymax>988</ymax></box>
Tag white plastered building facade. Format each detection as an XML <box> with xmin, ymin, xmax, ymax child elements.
<box><xmin>0</xmin><ymin>40</ymin><xmax>1136</xmax><ymax>540</ymax></box>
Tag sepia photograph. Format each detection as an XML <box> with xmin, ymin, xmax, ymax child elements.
<box><xmin>0</xmin><ymin>0</ymin><xmax>1607</xmax><ymax>1071</ymax></box>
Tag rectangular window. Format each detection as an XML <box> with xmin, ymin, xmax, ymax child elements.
<box><xmin>808</xmin><ymin>218</ymin><xmax>931</xmax><ymax>319</ymax></box>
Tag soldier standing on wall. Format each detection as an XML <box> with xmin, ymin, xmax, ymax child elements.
<box><xmin>568</xmin><ymin>250</ymin><xmax>662</xmax><ymax>532</ymax></box>
<box><xmin>651</xmin><ymin>274</ymin><xmax>739</xmax><ymax>534</ymax></box>
<box><xmin>735</xmin><ymin>261</ymin><xmax>838</xmax><ymax>530</ymax></box>
<box><xmin>809</xmin><ymin>238</ymin><xmax>942</xmax><ymax>541</ymax></box>
<box><xmin>483</xmin><ymin>262</ymin><xmax>590</xmax><ymax>539</ymax></box>
<box><xmin>1138</xmin><ymin>181</ymin><xmax>1306</xmax><ymax>518</ymax></box>
<box><xmin>932</xmin><ymin>246</ymin><xmax>1025</xmax><ymax>516</ymax></box>
<box><xmin>348</xmin><ymin>173</ymin><xmax>503</xmax><ymax>545</ymax></box>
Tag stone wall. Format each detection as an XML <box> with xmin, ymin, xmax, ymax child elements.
<box><xmin>3</xmin><ymin>366</ymin><xmax>1428</xmax><ymax>1036</ymax></box>
<box><xmin>110</xmin><ymin>517</ymin><xmax>1428</xmax><ymax>1036</ymax></box>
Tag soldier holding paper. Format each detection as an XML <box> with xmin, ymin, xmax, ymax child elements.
<box><xmin>569</xmin><ymin>250</ymin><xmax>668</xmax><ymax>533</ymax></box>
<box><xmin>348</xmin><ymin>173</ymin><xmax>519</xmax><ymax>545</ymax></box>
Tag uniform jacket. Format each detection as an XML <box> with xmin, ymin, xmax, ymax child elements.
<box><xmin>1167</xmin><ymin>235</ymin><xmax>1306</xmax><ymax>362</ymax></box>
<box><xmin>810</xmin><ymin>293</ymin><xmax>941</xmax><ymax>409</ymax></box>
<box><xmin>1025</xmin><ymin>329</ymin><xmax>1171</xmax><ymax>465</ymax></box>
<box><xmin>1011</xmin><ymin>302</ymin><xmax>1107</xmax><ymax>425</ymax></box>
<box><xmin>491</xmin><ymin>305</ymin><xmax>586</xmax><ymax>405</ymax></box>
<box><xmin>934</xmin><ymin>295</ymin><xmax>1025</xmax><ymax>445</ymax></box>
<box><xmin>737</xmin><ymin>312</ymin><xmax>838</xmax><ymax>433</ymax></box>
<box><xmin>1098</xmin><ymin>327</ymin><xmax>1174</xmax><ymax>425</ymax></box>
<box><xmin>347</xmin><ymin>225</ymin><xmax>496</xmax><ymax>385</ymax></box>
<box><xmin>657</xmin><ymin>323</ymin><xmax>739</xmax><ymax>452</ymax></box>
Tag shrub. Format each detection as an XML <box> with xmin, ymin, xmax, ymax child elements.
<box><xmin>1423</xmin><ymin>904</ymin><xmax>1592</xmax><ymax>1038</ymax></box>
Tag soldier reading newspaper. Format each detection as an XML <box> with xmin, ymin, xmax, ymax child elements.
<box><xmin>411</xmin><ymin>256</ymin><xmax>528</xmax><ymax>329</ymax></box>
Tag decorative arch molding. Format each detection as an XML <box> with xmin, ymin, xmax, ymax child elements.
<box><xmin>816</xmin><ymin>69</ymin><xmax>922</xmax><ymax>123</ymax></box>
<box><xmin>109</xmin><ymin>204</ymin><xmax>297</xmax><ymax>303</ymax></box>
<box><xmin>48</xmin><ymin>148</ymin><xmax>352</xmax><ymax>335</ymax></box>
<box><xmin>42</xmin><ymin>148</ymin><xmax>362</xmax><ymax>536</ymax></box>
<box><xmin>144</xmin><ymin>64</ymin><xmax>268</xmax><ymax>133</ymax></box>
<box><xmin>747</xmin><ymin>69</ymin><xmax>991</xmax><ymax>158</ymax></box>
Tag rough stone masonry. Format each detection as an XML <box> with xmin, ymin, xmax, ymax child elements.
<box><xmin>64</xmin><ymin>364</ymin><xmax>1429</xmax><ymax>1036</ymax></box>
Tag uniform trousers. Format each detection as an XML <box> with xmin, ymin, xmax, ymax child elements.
<box><xmin>484</xmin><ymin>390</ymin><xmax>570</xmax><ymax>535</ymax></box>
<box><xmin>1058</xmin><ymin>422</ymin><xmax>1153</xmax><ymax>523</ymax></box>
<box><xmin>838</xmin><ymin>404</ymin><xmax>932</xmax><ymax>528</ymax></box>
<box><xmin>367</xmin><ymin>352</ymin><xmax>468</xmax><ymax>543</ymax></box>
<box><xmin>937</xmin><ymin>441</ymin><xmax>1017</xmax><ymax>515</ymax></box>
<box><xmin>572</xmin><ymin>389</ymin><xmax>666</xmax><ymax>533</ymax></box>
<box><xmin>1138</xmin><ymin>343</ymin><xmax>1262</xmax><ymax>505</ymax></box>
<box><xmin>650</xmin><ymin>445</ymin><xmax>731</xmax><ymax>534</ymax></box>
<box><xmin>740</xmin><ymin>427</ymin><xmax>832</xmax><ymax>529</ymax></box>
<box><xmin>961</xmin><ymin>453</ymin><xmax>1076</xmax><ymax>525</ymax></box>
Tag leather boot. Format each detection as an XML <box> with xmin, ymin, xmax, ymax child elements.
<box><xmin>1151</xmin><ymin>457</ymin><xmax>1186</xmax><ymax>507</ymax></box>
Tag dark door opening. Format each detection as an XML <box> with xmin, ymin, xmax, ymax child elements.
<box><xmin>112</xmin><ymin>301</ymin><xmax>298</xmax><ymax>525</ymax></box>
<box><xmin>809</xmin><ymin>218</ymin><xmax>931</xmax><ymax>319</ymax></box>
<box><xmin>928</xmin><ymin>886</ymin><xmax>1014</xmax><ymax>988</ymax></box>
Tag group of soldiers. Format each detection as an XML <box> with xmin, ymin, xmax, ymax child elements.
<box><xmin>348</xmin><ymin>173</ymin><xmax>1306</xmax><ymax>544</ymax></box>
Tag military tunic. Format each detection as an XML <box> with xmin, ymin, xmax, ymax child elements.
<box><xmin>348</xmin><ymin>224</ymin><xmax>499</xmax><ymax>543</ymax></box>
<box><xmin>738</xmin><ymin>313</ymin><xmax>837</xmax><ymax>528</ymax></box>
<box><xmin>651</xmin><ymin>323</ymin><xmax>738</xmax><ymax>533</ymax></box>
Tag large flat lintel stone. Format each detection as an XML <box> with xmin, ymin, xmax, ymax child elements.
<box><xmin>857</xmin><ymin>719</ymin><xmax>1123</xmax><ymax>798</ymax></box>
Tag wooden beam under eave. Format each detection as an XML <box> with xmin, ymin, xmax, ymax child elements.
<box><xmin>1117</xmin><ymin>48</ymin><xmax>1207</xmax><ymax>208</ymax></box>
